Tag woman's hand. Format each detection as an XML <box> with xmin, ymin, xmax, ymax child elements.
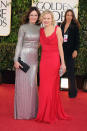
<box><xmin>38</xmin><ymin>43</ymin><xmax>41</xmax><ymax>48</ymax></box>
<box><xmin>72</xmin><ymin>50</ymin><xmax>77</xmax><ymax>58</ymax></box>
<box><xmin>14</xmin><ymin>61</ymin><xmax>22</xmax><ymax>69</ymax></box>
<box><xmin>60</xmin><ymin>63</ymin><xmax>66</xmax><ymax>74</ymax></box>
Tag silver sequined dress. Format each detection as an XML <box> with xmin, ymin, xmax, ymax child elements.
<box><xmin>14</xmin><ymin>23</ymin><xmax>40</xmax><ymax>119</ymax></box>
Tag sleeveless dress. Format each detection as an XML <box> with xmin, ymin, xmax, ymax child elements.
<box><xmin>14</xmin><ymin>23</ymin><xmax>40</xmax><ymax>119</ymax></box>
<box><xmin>36</xmin><ymin>26</ymin><xmax>70</xmax><ymax>123</ymax></box>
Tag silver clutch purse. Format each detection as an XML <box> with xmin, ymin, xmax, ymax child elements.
<box><xmin>59</xmin><ymin>66</ymin><xmax>65</xmax><ymax>77</ymax></box>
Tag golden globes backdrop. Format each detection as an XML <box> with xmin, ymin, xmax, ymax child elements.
<box><xmin>0</xmin><ymin>0</ymin><xmax>11</xmax><ymax>36</ymax></box>
<box><xmin>32</xmin><ymin>0</ymin><xmax>79</xmax><ymax>23</ymax></box>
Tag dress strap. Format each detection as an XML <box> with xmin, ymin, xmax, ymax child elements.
<box><xmin>55</xmin><ymin>25</ymin><xmax>59</xmax><ymax>31</ymax></box>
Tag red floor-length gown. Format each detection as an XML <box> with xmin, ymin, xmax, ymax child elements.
<box><xmin>36</xmin><ymin>26</ymin><xmax>70</xmax><ymax>123</ymax></box>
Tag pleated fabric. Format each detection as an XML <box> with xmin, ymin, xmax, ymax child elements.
<box><xmin>36</xmin><ymin>26</ymin><xmax>71</xmax><ymax>123</ymax></box>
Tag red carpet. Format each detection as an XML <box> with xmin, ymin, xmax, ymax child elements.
<box><xmin>0</xmin><ymin>84</ymin><xmax>87</xmax><ymax>131</ymax></box>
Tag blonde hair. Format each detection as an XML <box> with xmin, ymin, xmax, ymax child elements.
<box><xmin>40</xmin><ymin>10</ymin><xmax>55</xmax><ymax>25</ymax></box>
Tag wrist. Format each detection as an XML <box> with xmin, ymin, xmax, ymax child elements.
<box><xmin>61</xmin><ymin>61</ymin><xmax>65</xmax><ymax>65</ymax></box>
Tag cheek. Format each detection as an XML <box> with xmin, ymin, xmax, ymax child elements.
<box><xmin>42</xmin><ymin>20</ymin><xmax>46</xmax><ymax>23</ymax></box>
<box><xmin>33</xmin><ymin>16</ymin><xmax>38</xmax><ymax>21</ymax></box>
<box><xmin>36</xmin><ymin>16</ymin><xmax>38</xmax><ymax>20</ymax></box>
<box><xmin>49</xmin><ymin>20</ymin><xmax>52</xmax><ymax>23</ymax></box>
<box><xmin>29</xmin><ymin>16</ymin><xmax>32</xmax><ymax>20</ymax></box>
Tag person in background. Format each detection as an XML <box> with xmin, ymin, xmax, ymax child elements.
<box><xmin>61</xmin><ymin>9</ymin><xmax>80</xmax><ymax>98</ymax></box>
<box><xmin>36</xmin><ymin>10</ymin><xmax>71</xmax><ymax>123</ymax></box>
<box><xmin>14</xmin><ymin>6</ymin><xmax>40</xmax><ymax>119</ymax></box>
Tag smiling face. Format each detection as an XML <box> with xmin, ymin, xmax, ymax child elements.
<box><xmin>42</xmin><ymin>13</ymin><xmax>53</xmax><ymax>27</ymax></box>
<box><xmin>29</xmin><ymin>10</ymin><xmax>38</xmax><ymax>24</ymax></box>
<box><xmin>65</xmin><ymin>11</ymin><xmax>73</xmax><ymax>23</ymax></box>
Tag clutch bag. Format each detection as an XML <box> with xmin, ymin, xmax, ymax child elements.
<box><xmin>59</xmin><ymin>66</ymin><xmax>65</xmax><ymax>77</ymax></box>
<box><xmin>18</xmin><ymin>57</ymin><xmax>30</xmax><ymax>73</ymax></box>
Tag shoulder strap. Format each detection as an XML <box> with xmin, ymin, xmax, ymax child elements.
<box><xmin>55</xmin><ymin>25</ymin><xmax>59</xmax><ymax>30</ymax></box>
<box><xmin>54</xmin><ymin>25</ymin><xmax>59</xmax><ymax>34</ymax></box>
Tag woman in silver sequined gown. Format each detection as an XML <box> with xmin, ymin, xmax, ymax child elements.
<box><xmin>14</xmin><ymin>7</ymin><xmax>40</xmax><ymax>119</ymax></box>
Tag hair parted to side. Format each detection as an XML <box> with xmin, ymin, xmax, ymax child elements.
<box><xmin>21</xmin><ymin>6</ymin><xmax>41</xmax><ymax>25</ymax></box>
<box><xmin>63</xmin><ymin>9</ymin><xmax>80</xmax><ymax>28</ymax></box>
<box><xmin>40</xmin><ymin>10</ymin><xmax>55</xmax><ymax>25</ymax></box>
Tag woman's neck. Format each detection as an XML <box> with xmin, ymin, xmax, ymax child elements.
<box><xmin>66</xmin><ymin>20</ymin><xmax>71</xmax><ymax>25</ymax></box>
<box><xmin>44</xmin><ymin>24</ymin><xmax>54</xmax><ymax>30</ymax></box>
<box><xmin>29</xmin><ymin>22</ymin><xmax>35</xmax><ymax>25</ymax></box>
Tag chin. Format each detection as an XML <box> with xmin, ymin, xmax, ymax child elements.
<box><xmin>44</xmin><ymin>24</ymin><xmax>49</xmax><ymax>27</ymax></box>
<box><xmin>31</xmin><ymin>22</ymin><xmax>36</xmax><ymax>24</ymax></box>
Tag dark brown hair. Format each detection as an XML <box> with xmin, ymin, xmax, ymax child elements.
<box><xmin>62</xmin><ymin>9</ymin><xmax>80</xmax><ymax>28</ymax></box>
<box><xmin>21</xmin><ymin>6</ymin><xmax>40</xmax><ymax>25</ymax></box>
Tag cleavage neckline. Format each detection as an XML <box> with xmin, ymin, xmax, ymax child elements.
<box><xmin>43</xmin><ymin>26</ymin><xmax>57</xmax><ymax>38</ymax></box>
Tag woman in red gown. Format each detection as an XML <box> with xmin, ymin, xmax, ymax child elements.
<box><xmin>36</xmin><ymin>10</ymin><xmax>70</xmax><ymax>123</ymax></box>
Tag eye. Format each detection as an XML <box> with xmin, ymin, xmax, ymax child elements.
<box><xmin>30</xmin><ymin>15</ymin><xmax>33</xmax><ymax>16</ymax></box>
<box><xmin>30</xmin><ymin>15</ymin><xmax>38</xmax><ymax>17</ymax></box>
<box><xmin>43</xmin><ymin>18</ymin><xmax>46</xmax><ymax>20</ymax></box>
<box><xmin>34</xmin><ymin>15</ymin><xmax>38</xmax><ymax>16</ymax></box>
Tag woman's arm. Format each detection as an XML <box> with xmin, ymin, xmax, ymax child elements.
<box><xmin>14</xmin><ymin>25</ymin><xmax>24</xmax><ymax>69</ymax></box>
<box><xmin>56</xmin><ymin>27</ymin><xmax>66</xmax><ymax>72</ymax></box>
<box><xmin>72</xmin><ymin>25</ymin><xmax>80</xmax><ymax>58</ymax></box>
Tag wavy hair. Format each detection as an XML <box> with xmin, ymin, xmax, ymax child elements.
<box><xmin>21</xmin><ymin>6</ymin><xmax>41</xmax><ymax>25</ymax></box>
<box><xmin>62</xmin><ymin>9</ymin><xmax>80</xmax><ymax>28</ymax></box>
<box><xmin>40</xmin><ymin>10</ymin><xmax>55</xmax><ymax>25</ymax></box>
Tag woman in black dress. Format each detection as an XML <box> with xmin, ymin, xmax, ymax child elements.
<box><xmin>61</xmin><ymin>9</ymin><xmax>80</xmax><ymax>98</ymax></box>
